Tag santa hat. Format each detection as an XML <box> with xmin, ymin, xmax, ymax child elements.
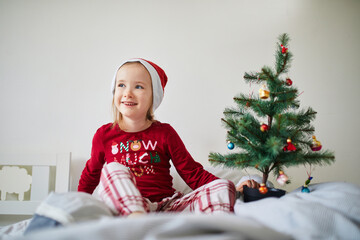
<box><xmin>111</xmin><ymin>58</ymin><xmax>168</xmax><ymax>112</ymax></box>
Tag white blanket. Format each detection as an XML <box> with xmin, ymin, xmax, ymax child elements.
<box><xmin>235</xmin><ymin>181</ymin><xmax>360</xmax><ymax>240</ymax></box>
<box><xmin>6</xmin><ymin>214</ymin><xmax>290</xmax><ymax>240</ymax></box>
<box><xmin>1</xmin><ymin>181</ymin><xmax>359</xmax><ymax>240</ymax></box>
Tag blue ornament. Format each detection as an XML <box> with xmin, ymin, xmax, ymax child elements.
<box><xmin>301</xmin><ymin>186</ymin><xmax>310</xmax><ymax>193</ymax></box>
<box><xmin>301</xmin><ymin>174</ymin><xmax>313</xmax><ymax>193</ymax></box>
<box><xmin>227</xmin><ymin>142</ymin><xmax>235</xmax><ymax>150</ymax></box>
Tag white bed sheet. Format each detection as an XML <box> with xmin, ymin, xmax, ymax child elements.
<box><xmin>235</xmin><ymin>181</ymin><xmax>360</xmax><ymax>240</ymax></box>
<box><xmin>1</xmin><ymin>170</ymin><xmax>359</xmax><ymax>240</ymax></box>
<box><xmin>5</xmin><ymin>214</ymin><xmax>290</xmax><ymax>240</ymax></box>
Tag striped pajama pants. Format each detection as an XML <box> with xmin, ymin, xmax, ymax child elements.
<box><xmin>98</xmin><ymin>162</ymin><xmax>236</xmax><ymax>216</ymax></box>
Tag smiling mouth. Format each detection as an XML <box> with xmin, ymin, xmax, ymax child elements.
<box><xmin>122</xmin><ymin>101</ymin><xmax>138</xmax><ymax>106</ymax></box>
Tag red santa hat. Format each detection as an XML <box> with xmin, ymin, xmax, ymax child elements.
<box><xmin>111</xmin><ymin>58</ymin><xmax>168</xmax><ymax>112</ymax></box>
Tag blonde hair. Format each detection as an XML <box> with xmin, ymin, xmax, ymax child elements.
<box><xmin>111</xmin><ymin>62</ymin><xmax>155</xmax><ymax>130</ymax></box>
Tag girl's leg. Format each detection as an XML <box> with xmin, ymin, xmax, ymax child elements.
<box><xmin>98</xmin><ymin>162</ymin><xmax>147</xmax><ymax>216</ymax></box>
<box><xmin>166</xmin><ymin>179</ymin><xmax>236</xmax><ymax>214</ymax></box>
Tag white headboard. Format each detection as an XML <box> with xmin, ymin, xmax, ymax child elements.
<box><xmin>0</xmin><ymin>153</ymin><xmax>71</xmax><ymax>215</ymax></box>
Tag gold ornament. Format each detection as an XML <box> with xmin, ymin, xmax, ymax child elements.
<box><xmin>259</xmin><ymin>85</ymin><xmax>270</xmax><ymax>99</ymax></box>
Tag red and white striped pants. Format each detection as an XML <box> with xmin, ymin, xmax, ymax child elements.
<box><xmin>98</xmin><ymin>162</ymin><xmax>236</xmax><ymax>216</ymax></box>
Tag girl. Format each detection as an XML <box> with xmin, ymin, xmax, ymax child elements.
<box><xmin>78</xmin><ymin>58</ymin><xmax>237</xmax><ymax>216</ymax></box>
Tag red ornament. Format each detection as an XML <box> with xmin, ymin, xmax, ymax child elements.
<box><xmin>259</xmin><ymin>183</ymin><xmax>268</xmax><ymax>194</ymax></box>
<box><xmin>260</xmin><ymin>123</ymin><xmax>269</xmax><ymax>132</ymax></box>
<box><xmin>281</xmin><ymin>44</ymin><xmax>288</xmax><ymax>54</ymax></box>
<box><xmin>283</xmin><ymin>138</ymin><xmax>296</xmax><ymax>152</ymax></box>
<box><xmin>286</xmin><ymin>78</ymin><xmax>293</xmax><ymax>86</ymax></box>
<box><xmin>311</xmin><ymin>145</ymin><xmax>322</xmax><ymax>151</ymax></box>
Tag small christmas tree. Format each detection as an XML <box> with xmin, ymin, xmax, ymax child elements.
<box><xmin>209</xmin><ymin>33</ymin><xmax>335</xmax><ymax>189</ymax></box>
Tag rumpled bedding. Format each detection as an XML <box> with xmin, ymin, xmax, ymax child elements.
<box><xmin>235</xmin><ymin>181</ymin><xmax>360</xmax><ymax>239</ymax></box>
<box><xmin>1</xmin><ymin>181</ymin><xmax>359</xmax><ymax>240</ymax></box>
<box><xmin>4</xmin><ymin>214</ymin><xmax>290</xmax><ymax>240</ymax></box>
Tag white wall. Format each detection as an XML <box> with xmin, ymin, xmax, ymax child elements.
<box><xmin>1</xmin><ymin>0</ymin><xmax>359</xmax><ymax>192</ymax></box>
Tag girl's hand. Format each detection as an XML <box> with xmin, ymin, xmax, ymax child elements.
<box><xmin>236</xmin><ymin>180</ymin><xmax>260</xmax><ymax>194</ymax></box>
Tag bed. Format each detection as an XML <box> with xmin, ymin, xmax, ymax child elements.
<box><xmin>0</xmin><ymin>153</ymin><xmax>71</xmax><ymax>217</ymax></box>
<box><xmin>1</xmin><ymin>157</ymin><xmax>359</xmax><ymax>240</ymax></box>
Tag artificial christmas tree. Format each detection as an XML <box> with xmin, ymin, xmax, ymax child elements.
<box><xmin>209</xmin><ymin>33</ymin><xmax>335</xmax><ymax>200</ymax></box>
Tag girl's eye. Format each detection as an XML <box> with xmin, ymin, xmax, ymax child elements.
<box><xmin>118</xmin><ymin>83</ymin><xmax>125</xmax><ymax>87</ymax></box>
<box><xmin>135</xmin><ymin>85</ymin><xmax>144</xmax><ymax>89</ymax></box>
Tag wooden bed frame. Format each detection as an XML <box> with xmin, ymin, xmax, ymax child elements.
<box><xmin>0</xmin><ymin>153</ymin><xmax>71</xmax><ymax>216</ymax></box>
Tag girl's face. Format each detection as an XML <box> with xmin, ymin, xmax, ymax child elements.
<box><xmin>114</xmin><ymin>63</ymin><xmax>153</xmax><ymax>122</ymax></box>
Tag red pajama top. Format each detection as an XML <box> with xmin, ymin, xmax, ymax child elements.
<box><xmin>78</xmin><ymin>121</ymin><xmax>218</xmax><ymax>202</ymax></box>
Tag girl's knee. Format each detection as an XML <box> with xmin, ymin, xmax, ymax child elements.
<box><xmin>210</xmin><ymin>179</ymin><xmax>236</xmax><ymax>190</ymax></box>
<box><xmin>105</xmin><ymin>162</ymin><xmax>129</xmax><ymax>171</ymax></box>
<box><xmin>101</xmin><ymin>162</ymin><xmax>136</xmax><ymax>184</ymax></box>
<box><xmin>208</xmin><ymin>179</ymin><xmax>236</xmax><ymax>201</ymax></box>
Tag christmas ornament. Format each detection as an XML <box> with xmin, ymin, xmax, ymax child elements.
<box><xmin>301</xmin><ymin>177</ymin><xmax>313</xmax><ymax>193</ymax></box>
<box><xmin>311</xmin><ymin>135</ymin><xmax>322</xmax><ymax>151</ymax></box>
<box><xmin>301</xmin><ymin>166</ymin><xmax>313</xmax><ymax>193</ymax></box>
<box><xmin>305</xmin><ymin>176</ymin><xmax>313</xmax><ymax>186</ymax></box>
<box><xmin>260</xmin><ymin>123</ymin><xmax>269</xmax><ymax>132</ymax></box>
<box><xmin>259</xmin><ymin>85</ymin><xmax>270</xmax><ymax>99</ymax></box>
<box><xmin>259</xmin><ymin>183</ymin><xmax>268</xmax><ymax>194</ymax></box>
<box><xmin>281</xmin><ymin>44</ymin><xmax>288</xmax><ymax>54</ymax></box>
<box><xmin>301</xmin><ymin>186</ymin><xmax>310</xmax><ymax>193</ymax></box>
<box><xmin>276</xmin><ymin>171</ymin><xmax>289</xmax><ymax>185</ymax></box>
<box><xmin>286</xmin><ymin>78</ymin><xmax>293</xmax><ymax>86</ymax></box>
<box><xmin>227</xmin><ymin>141</ymin><xmax>235</xmax><ymax>150</ymax></box>
<box><xmin>246</xmin><ymin>101</ymin><xmax>251</xmax><ymax>108</ymax></box>
<box><xmin>283</xmin><ymin>138</ymin><xmax>296</xmax><ymax>152</ymax></box>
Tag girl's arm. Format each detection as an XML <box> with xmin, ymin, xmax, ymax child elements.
<box><xmin>78</xmin><ymin>128</ymin><xmax>105</xmax><ymax>194</ymax></box>
<box><xmin>166</xmin><ymin>125</ymin><xmax>218</xmax><ymax>190</ymax></box>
